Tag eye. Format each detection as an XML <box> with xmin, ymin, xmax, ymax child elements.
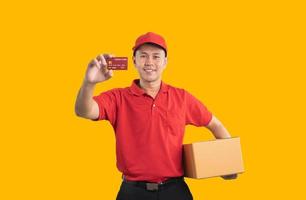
<box><xmin>154</xmin><ymin>56</ymin><xmax>160</xmax><ymax>59</ymax></box>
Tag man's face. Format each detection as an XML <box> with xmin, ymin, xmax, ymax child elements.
<box><xmin>133</xmin><ymin>44</ymin><xmax>167</xmax><ymax>83</ymax></box>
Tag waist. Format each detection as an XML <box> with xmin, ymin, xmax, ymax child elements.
<box><xmin>122</xmin><ymin>176</ymin><xmax>184</xmax><ymax>191</ymax></box>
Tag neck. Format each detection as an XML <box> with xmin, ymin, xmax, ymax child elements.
<box><xmin>139</xmin><ymin>79</ymin><xmax>161</xmax><ymax>93</ymax></box>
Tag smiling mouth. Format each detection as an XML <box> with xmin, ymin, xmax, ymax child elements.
<box><xmin>144</xmin><ymin>69</ymin><xmax>156</xmax><ymax>72</ymax></box>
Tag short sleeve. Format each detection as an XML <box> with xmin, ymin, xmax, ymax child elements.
<box><xmin>185</xmin><ymin>91</ymin><xmax>213</xmax><ymax>126</ymax></box>
<box><xmin>92</xmin><ymin>89</ymin><xmax>119</xmax><ymax>125</ymax></box>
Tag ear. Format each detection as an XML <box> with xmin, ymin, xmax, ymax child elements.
<box><xmin>133</xmin><ymin>56</ymin><xmax>136</xmax><ymax>65</ymax></box>
<box><xmin>163</xmin><ymin>57</ymin><xmax>168</xmax><ymax>68</ymax></box>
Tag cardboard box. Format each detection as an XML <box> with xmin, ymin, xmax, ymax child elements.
<box><xmin>183</xmin><ymin>137</ymin><xmax>244</xmax><ymax>179</ymax></box>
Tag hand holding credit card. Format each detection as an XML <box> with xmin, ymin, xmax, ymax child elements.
<box><xmin>106</xmin><ymin>57</ymin><xmax>128</xmax><ymax>70</ymax></box>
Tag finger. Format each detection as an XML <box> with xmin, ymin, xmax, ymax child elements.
<box><xmin>96</xmin><ymin>54</ymin><xmax>107</xmax><ymax>67</ymax></box>
<box><xmin>97</xmin><ymin>54</ymin><xmax>109</xmax><ymax>73</ymax></box>
<box><xmin>103</xmin><ymin>53</ymin><xmax>115</xmax><ymax>59</ymax></box>
<box><xmin>102</xmin><ymin>53</ymin><xmax>113</xmax><ymax>71</ymax></box>
<box><xmin>107</xmin><ymin>69</ymin><xmax>113</xmax><ymax>77</ymax></box>
<box><xmin>89</xmin><ymin>58</ymin><xmax>100</xmax><ymax>69</ymax></box>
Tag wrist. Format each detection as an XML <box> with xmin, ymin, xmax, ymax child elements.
<box><xmin>82</xmin><ymin>79</ymin><xmax>97</xmax><ymax>87</ymax></box>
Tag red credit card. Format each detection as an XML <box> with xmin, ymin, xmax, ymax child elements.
<box><xmin>106</xmin><ymin>57</ymin><xmax>128</xmax><ymax>70</ymax></box>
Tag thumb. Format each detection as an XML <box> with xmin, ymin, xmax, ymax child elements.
<box><xmin>105</xmin><ymin>70</ymin><xmax>114</xmax><ymax>79</ymax></box>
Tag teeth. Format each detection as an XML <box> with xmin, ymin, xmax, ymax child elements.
<box><xmin>144</xmin><ymin>69</ymin><xmax>153</xmax><ymax>72</ymax></box>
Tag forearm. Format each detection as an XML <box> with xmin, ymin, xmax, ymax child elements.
<box><xmin>75</xmin><ymin>80</ymin><xmax>96</xmax><ymax>117</ymax></box>
<box><xmin>211</xmin><ymin>124</ymin><xmax>231</xmax><ymax>139</ymax></box>
<box><xmin>207</xmin><ymin>116</ymin><xmax>231</xmax><ymax>139</ymax></box>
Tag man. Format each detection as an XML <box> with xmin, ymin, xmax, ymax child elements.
<box><xmin>75</xmin><ymin>32</ymin><xmax>237</xmax><ymax>200</ymax></box>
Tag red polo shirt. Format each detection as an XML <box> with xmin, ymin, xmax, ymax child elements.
<box><xmin>93</xmin><ymin>79</ymin><xmax>212</xmax><ymax>183</ymax></box>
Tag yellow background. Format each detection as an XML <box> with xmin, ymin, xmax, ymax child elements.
<box><xmin>1</xmin><ymin>0</ymin><xmax>305</xmax><ymax>199</ymax></box>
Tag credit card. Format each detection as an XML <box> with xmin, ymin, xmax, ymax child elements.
<box><xmin>106</xmin><ymin>57</ymin><xmax>128</xmax><ymax>70</ymax></box>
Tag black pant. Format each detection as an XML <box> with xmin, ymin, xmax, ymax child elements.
<box><xmin>116</xmin><ymin>178</ymin><xmax>193</xmax><ymax>200</ymax></box>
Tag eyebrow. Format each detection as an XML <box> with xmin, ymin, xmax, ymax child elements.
<box><xmin>139</xmin><ymin>52</ymin><xmax>162</xmax><ymax>55</ymax></box>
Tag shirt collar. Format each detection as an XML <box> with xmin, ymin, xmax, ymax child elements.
<box><xmin>129</xmin><ymin>79</ymin><xmax>169</xmax><ymax>96</ymax></box>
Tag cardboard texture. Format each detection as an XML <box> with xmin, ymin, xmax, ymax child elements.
<box><xmin>183</xmin><ymin>137</ymin><xmax>244</xmax><ymax>179</ymax></box>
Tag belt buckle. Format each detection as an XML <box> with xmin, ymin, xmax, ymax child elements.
<box><xmin>146</xmin><ymin>183</ymin><xmax>159</xmax><ymax>191</ymax></box>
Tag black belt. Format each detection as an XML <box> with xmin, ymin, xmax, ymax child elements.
<box><xmin>122</xmin><ymin>176</ymin><xmax>184</xmax><ymax>191</ymax></box>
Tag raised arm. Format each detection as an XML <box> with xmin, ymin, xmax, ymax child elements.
<box><xmin>75</xmin><ymin>54</ymin><xmax>114</xmax><ymax>120</ymax></box>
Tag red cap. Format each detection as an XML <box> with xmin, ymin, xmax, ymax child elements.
<box><xmin>132</xmin><ymin>32</ymin><xmax>167</xmax><ymax>55</ymax></box>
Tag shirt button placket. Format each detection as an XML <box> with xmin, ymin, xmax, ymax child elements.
<box><xmin>152</xmin><ymin>103</ymin><xmax>156</xmax><ymax>115</ymax></box>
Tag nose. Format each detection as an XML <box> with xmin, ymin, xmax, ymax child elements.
<box><xmin>145</xmin><ymin>56</ymin><xmax>154</xmax><ymax>66</ymax></box>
